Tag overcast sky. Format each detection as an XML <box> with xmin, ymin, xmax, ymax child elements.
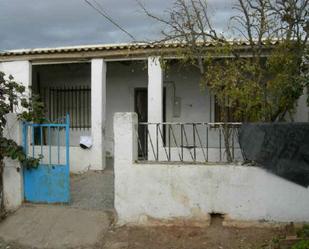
<box><xmin>0</xmin><ymin>0</ymin><xmax>233</xmax><ymax>51</ymax></box>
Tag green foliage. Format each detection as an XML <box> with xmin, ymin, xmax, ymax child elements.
<box><xmin>143</xmin><ymin>0</ymin><xmax>309</xmax><ymax>162</ymax></box>
<box><xmin>297</xmin><ymin>225</ymin><xmax>309</xmax><ymax>239</ymax></box>
<box><xmin>0</xmin><ymin>71</ymin><xmax>45</xmax><ymax>169</ymax></box>
<box><xmin>0</xmin><ymin>137</ymin><xmax>41</xmax><ymax>169</ymax></box>
<box><xmin>202</xmin><ymin>41</ymin><xmax>309</xmax><ymax>122</ymax></box>
<box><xmin>292</xmin><ymin>240</ymin><xmax>309</xmax><ymax>249</ymax></box>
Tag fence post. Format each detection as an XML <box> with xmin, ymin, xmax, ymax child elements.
<box><xmin>3</xmin><ymin>113</ymin><xmax>24</xmax><ymax>210</ymax></box>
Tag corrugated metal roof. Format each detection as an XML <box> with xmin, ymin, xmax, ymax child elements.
<box><xmin>0</xmin><ymin>41</ymin><xmax>279</xmax><ymax>57</ymax></box>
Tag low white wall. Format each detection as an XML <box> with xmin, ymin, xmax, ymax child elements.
<box><xmin>3</xmin><ymin>114</ymin><xmax>23</xmax><ymax>211</ymax></box>
<box><xmin>114</xmin><ymin>112</ymin><xmax>309</xmax><ymax>226</ymax></box>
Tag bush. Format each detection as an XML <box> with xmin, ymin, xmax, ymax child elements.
<box><xmin>292</xmin><ymin>240</ymin><xmax>309</xmax><ymax>249</ymax></box>
<box><xmin>297</xmin><ymin>225</ymin><xmax>309</xmax><ymax>239</ymax></box>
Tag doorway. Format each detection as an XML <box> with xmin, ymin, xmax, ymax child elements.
<box><xmin>134</xmin><ymin>88</ymin><xmax>166</xmax><ymax>158</ymax></box>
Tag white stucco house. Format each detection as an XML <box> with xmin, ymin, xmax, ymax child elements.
<box><xmin>0</xmin><ymin>42</ymin><xmax>237</xmax><ymax>171</ymax></box>
<box><xmin>1</xmin><ymin>42</ymin><xmax>308</xmax><ymax>173</ymax></box>
<box><xmin>2</xmin><ymin>42</ymin><xmax>309</xmax><ymax>225</ymax></box>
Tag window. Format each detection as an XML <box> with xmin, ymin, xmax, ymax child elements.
<box><xmin>44</xmin><ymin>86</ymin><xmax>91</xmax><ymax>129</ymax></box>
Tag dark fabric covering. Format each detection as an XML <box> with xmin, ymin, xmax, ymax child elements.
<box><xmin>239</xmin><ymin>123</ymin><xmax>309</xmax><ymax>187</ymax></box>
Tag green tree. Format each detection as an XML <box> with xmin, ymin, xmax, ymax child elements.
<box><xmin>140</xmin><ymin>0</ymin><xmax>309</xmax><ymax>162</ymax></box>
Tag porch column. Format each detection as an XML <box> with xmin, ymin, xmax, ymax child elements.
<box><xmin>91</xmin><ymin>59</ymin><xmax>106</xmax><ymax>170</ymax></box>
<box><xmin>148</xmin><ymin>57</ymin><xmax>163</xmax><ymax>160</ymax></box>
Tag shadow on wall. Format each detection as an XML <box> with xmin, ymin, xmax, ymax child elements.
<box><xmin>239</xmin><ymin>123</ymin><xmax>309</xmax><ymax>187</ymax></box>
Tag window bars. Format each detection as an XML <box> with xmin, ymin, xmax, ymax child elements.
<box><xmin>136</xmin><ymin>122</ymin><xmax>242</xmax><ymax>163</ymax></box>
<box><xmin>41</xmin><ymin>86</ymin><xmax>91</xmax><ymax>129</ymax></box>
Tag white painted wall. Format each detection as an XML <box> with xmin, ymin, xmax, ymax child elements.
<box><xmin>106</xmin><ymin>61</ymin><xmax>148</xmax><ymax>156</ymax></box>
<box><xmin>0</xmin><ymin>61</ymin><xmax>31</xmax><ymax>89</ymax></box>
<box><xmin>106</xmin><ymin>61</ymin><xmax>215</xmax><ymax>156</ymax></box>
<box><xmin>114</xmin><ymin>112</ymin><xmax>309</xmax><ymax>226</ymax></box>
<box><xmin>3</xmin><ymin>114</ymin><xmax>23</xmax><ymax>211</ymax></box>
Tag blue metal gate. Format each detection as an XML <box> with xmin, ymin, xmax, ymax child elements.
<box><xmin>22</xmin><ymin>114</ymin><xmax>70</xmax><ymax>203</ymax></box>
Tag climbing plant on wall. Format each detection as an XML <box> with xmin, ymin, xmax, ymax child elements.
<box><xmin>0</xmin><ymin>71</ymin><xmax>44</xmax><ymax>216</ymax></box>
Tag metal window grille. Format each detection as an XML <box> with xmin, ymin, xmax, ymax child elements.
<box><xmin>41</xmin><ymin>86</ymin><xmax>91</xmax><ymax>129</ymax></box>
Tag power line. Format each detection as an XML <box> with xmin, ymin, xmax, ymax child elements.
<box><xmin>84</xmin><ymin>0</ymin><xmax>136</xmax><ymax>41</ymax></box>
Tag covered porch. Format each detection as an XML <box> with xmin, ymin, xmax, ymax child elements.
<box><xmin>30</xmin><ymin>56</ymin><xmax>227</xmax><ymax>172</ymax></box>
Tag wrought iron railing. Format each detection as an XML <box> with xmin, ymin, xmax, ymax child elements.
<box><xmin>136</xmin><ymin>122</ymin><xmax>242</xmax><ymax>163</ymax></box>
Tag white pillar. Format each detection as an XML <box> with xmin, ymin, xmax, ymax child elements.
<box><xmin>148</xmin><ymin>57</ymin><xmax>163</xmax><ymax>160</ymax></box>
<box><xmin>91</xmin><ymin>59</ymin><xmax>106</xmax><ymax>170</ymax></box>
<box><xmin>3</xmin><ymin>114</ymin><xmax>23</xmax><ymax>210</ymax></box>
<box><xmin>148</xmin><ymin>57</ymin><xmax>163</xmax><ymax>123</ymax></box>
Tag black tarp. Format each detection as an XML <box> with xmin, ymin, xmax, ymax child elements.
<box><xmin>239</xmin><ymin>123</ymin><xmax>309</xmax><ymax>187</ymax></box>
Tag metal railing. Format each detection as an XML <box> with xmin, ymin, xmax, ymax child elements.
<box><xmin>23</xmin><ymin>114</ymin><xmax>70</xmax><ymax>166</ymax></box>
<box><xmin>136</xmin><ymin>122</ymin><xmax>242</xmax><ymax>163</ymax></box>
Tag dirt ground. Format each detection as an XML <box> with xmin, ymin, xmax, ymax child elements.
<box><xmin>0</xmin><ymin>219</ymin><xmax>285</xmax><ymax>249</ymax></box>
<box><xmin>101</xmin><ymin>218</ymin><xmax>284</xmax><ymax>249</ymax></box>
<box><xmin>0</xmin><ymin>227</ymin><xmax>283</xmax><ymax>249</ymax></box>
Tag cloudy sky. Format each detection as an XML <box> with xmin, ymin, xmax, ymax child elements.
<box><xmin>0</xmin><ymin>0</ymin><xmax>233</xmax><ymax>51</ymax></box>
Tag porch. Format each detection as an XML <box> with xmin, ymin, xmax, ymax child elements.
<box><xmin>30</xmin><ymin>57</ymin><xmax>234</xmax><ymax>172</ymax></box>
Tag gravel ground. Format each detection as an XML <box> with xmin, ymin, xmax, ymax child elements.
<box><xmin>70</xmin><ymin>169</ymin><xmax>114</xmax><ymax>210</ymax></box>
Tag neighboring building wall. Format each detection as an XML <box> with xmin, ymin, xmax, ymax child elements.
<box><xmin>114</xmin><ymin>112</ymin><xmax>309</xmax><ymax>226</ymax></box>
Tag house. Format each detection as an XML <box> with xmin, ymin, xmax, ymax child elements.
<box><xmin>1</xmin><ymin>42</ymin><xmax>308</xmax><ymax>173</ymax></box>
<box><xmin>1</xmin><ymin>42</ymin><xmax>309</xmax><ymax>225</ymax></box>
